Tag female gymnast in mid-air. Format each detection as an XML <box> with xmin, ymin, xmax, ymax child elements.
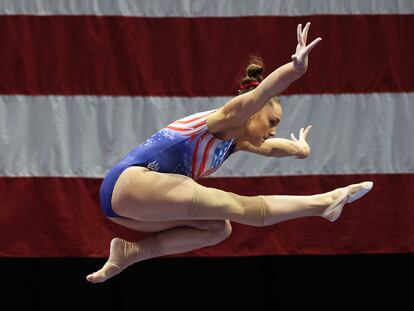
<box><xmin>87</xmin><ymin>23</ymin><xmax>373</xmax><ymax>283</ymax></box>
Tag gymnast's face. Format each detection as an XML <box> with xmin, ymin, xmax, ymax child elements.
<box><xmin>239</xmin><ymin>100</ymin><xmax>282</xmax><ymax>147</ymax></box>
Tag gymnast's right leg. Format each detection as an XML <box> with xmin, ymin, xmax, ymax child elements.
<box><xmin>111</xmin><ymin>167</ymin><xmax>373</xmax><ymax>226</ymax></box>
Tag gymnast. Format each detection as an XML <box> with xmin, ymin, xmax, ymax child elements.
<box><xmin>86</xmin><ymin>23</ymin><xmax>373</xmax><ymax>283</ymax></box>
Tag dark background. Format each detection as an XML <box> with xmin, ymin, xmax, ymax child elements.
<box><xmin>4</xmin><ymin>254</ymin><xmax>412</xmax><ymax>310</ymax></box>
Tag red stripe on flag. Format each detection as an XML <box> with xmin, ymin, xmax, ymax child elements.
<box><xmin>1</xmin><ymin>174</ymin><xmax>412</xmax><ymax>257</ymax></box>
<box><xmin>0</xmin><ymin>15</ymin><xmax>412</xmax><ymax>96</ymax></box>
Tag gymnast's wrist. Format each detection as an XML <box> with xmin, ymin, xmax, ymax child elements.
<box><xmin>293</xmin><ymin>146</ymin><xmax>309</xmax><ymax>159</ymax></box>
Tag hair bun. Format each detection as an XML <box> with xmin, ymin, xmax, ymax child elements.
<box><xmin>237</xmin><ymin>56</ymin><xmax>265</xmax><ymax>94</ymax></box>
<box><xmin>246</xmin><ymin>64</ymin><xmax>264</xmax><ymax>79</ymax></box>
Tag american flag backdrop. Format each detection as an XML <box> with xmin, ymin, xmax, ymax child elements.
<box><xmin>1</xmin><ymin>0</ymin><xmax>414</xmax><ymax>257</ymax></box>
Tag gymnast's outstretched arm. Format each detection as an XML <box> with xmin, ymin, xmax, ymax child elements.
<box><xmin>221</xmin><ymin>22</ymin><xmax>322</xmax><ymax>128</ymax></box>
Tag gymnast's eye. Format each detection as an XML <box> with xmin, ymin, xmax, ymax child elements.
<box><xmin>270</xmin><ymin>117</ymin><xmax>280</xmax><ymax>127</ymax></box>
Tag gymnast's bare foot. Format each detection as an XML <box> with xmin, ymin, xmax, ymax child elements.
<box><xmin>86</xmin><ymin>238</ymin><xmax>139</xmax><ymax>283</ymax></box>
<box><xmin>321</xmin><ymin>181</ymin><xmax>373</xmax><ymax>222</ymax></box>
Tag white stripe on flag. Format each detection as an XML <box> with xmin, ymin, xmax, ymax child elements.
<box><xmin>1</xmin><ymin>93</ymin><xmax>413</xmax><ymax>178</ymax></box>
<box><xmin>0</xmin><ymin>0</ymin><xmax>412</xmax><ymax>17</ymax></box>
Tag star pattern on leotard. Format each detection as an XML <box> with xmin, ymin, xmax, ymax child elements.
<box><xmin>159</xmin><ymin>129</ymin><xmax>175</xmax><ymax>141</ymax></box>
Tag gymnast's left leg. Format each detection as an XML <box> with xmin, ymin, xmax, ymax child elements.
<box><xmin>86</xmin><ymin>218</ymin><xmax>232</xmax><ymax>283</ymax></box>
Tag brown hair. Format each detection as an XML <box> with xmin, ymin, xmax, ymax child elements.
<box><xmin>238</xmin><ymin>56</ymin><xmax>264</xmax><ymax>95</ymax></box>
<box><xmin>238</xmin><ymin>56</ymin><xmax>281</xmax><ymax>107</ymax></box>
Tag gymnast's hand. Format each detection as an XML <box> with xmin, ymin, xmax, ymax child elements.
<box><xmin>291</xmin><ymin>22</ymin><xmax>322</xmax><ymax>73</ymax></box>
<box><xmin>290</xmin><ymin>125</ymin><xmax>312</xmax><ymax>159</ymax></box>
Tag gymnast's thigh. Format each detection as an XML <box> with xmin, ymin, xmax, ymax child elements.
<box><xmin>110</xmin><ymin>166</ymin><xmax>197</xmax><ymax>221</ymax></box>
<box><xmin>108</xmin><ymin>216</ymin><xmax>231</xmax><ymax>233</ymax></box>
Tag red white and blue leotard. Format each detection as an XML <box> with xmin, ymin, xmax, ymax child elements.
<box><xmin>99</xmin><ymin>108</ymin><xmax>237</xmax><ymax>217</ymax></box>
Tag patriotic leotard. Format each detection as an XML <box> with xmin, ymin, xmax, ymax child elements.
<box><xmin>99</xmin><ymin>109</ymin><xmax>237</xmax><ymax>217</ymax></box>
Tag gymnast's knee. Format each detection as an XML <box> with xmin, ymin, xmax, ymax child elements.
<box><xmin>189</xmin><ymin>183</ymin><xmax>266</xmax><ymax>227</ymax></box>
<box><xmin>207</xmin><ymin>220</ymin><xmax>232</xmax><ymax>245</ymax></box>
